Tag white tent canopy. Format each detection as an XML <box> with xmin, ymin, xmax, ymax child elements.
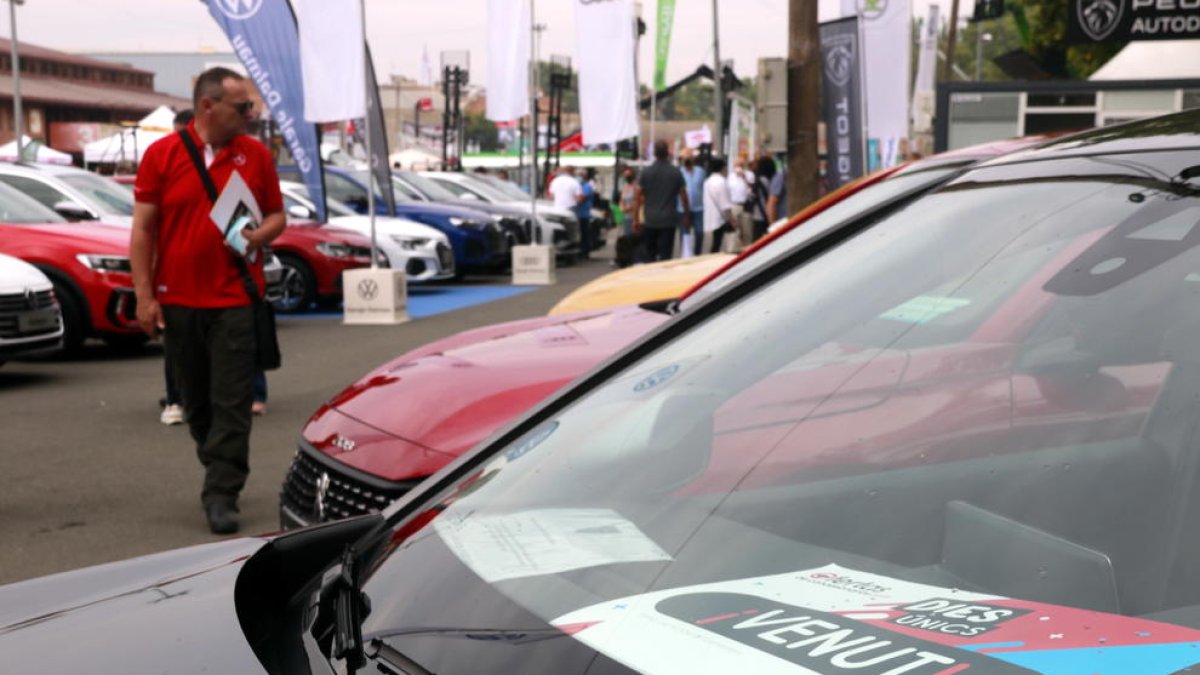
<box><xmin>1090</xmin><ymin>41</ymin><xmax>1200</xmax><ymax>80</ymax></box>
<box><xmin>83</xmin><ymin>105</ymin><xmax>177</xmax><ymax>165</ymax></box>
<box><xmin>0</xmin><ymin>136</ymin><xmax>72</xmax><ymax>165</ymax></box>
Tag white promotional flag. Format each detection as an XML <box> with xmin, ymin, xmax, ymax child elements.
<box><xmin>294</xmin><ymin>0</ymin><xmax>366</xmax><ymax>122</ymax></box>
<box><xmin>486</xmin><ymin>0</ymin><xmax>531</xmax><ymax>122</ymax></box>
<box><xmin>911</xmin><ymin>4</ymin><xmax>939</xmax><ymax>133</ymax></box>
<box><xmin>574</xmin><ymin>0</ymin><xmax>639</xmax><ymax>145</ymax></box>
<box><xmin>841</xmin><ymin>0</ymin><xmax>911</xmax><ymax>163</ymax></box>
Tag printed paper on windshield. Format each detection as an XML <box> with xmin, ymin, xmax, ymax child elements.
<box><xmin>434</xmin><ymin>508</ymin><xmax>671</xmax><ymax>583</ymax></box>
<box><xmin>553</xmin><ymin>564</ymin><xmax>1200</xmax><ymax>675</ymax></box>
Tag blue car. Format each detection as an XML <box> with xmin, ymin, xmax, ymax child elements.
<box><xmin>277</xmin><ymin>166</ymin><xmax>509</xmax><ymax>274</ymax></box>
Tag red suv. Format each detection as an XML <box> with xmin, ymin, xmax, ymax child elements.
<box><xmin>270</xmin><ymin>218</ymin><xmax>386</xmax><ymax>313</ymax></box>
<box><xmin>0</xmin><ymin>181</ymin><xmax>142</xmax><ymax>352</ymax></box>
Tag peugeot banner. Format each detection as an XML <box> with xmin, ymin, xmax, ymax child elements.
<box><xmin>1068</xmin><ymin>0</ymin><xmax>1200</xmax><ymax>43</ymax></box>
<box><xmin>203</xmin><ymin>0</ymin><xmax>327</xmax><ymax>222</ymax></box>
<box><xmin>820</xmin><ymin>17</ymin><xmax>866</xmax><ymax>190</ymax></box>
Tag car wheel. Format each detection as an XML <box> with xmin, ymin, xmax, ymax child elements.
<box><xmin>52</xmin><ymin>280</ymin><xmax>88</xmax><ymax>355</ymax></box>
<box><xmin>273</xmin><ymin>253</ymin><xmax>315</xmax><ymax>314</ymax></box>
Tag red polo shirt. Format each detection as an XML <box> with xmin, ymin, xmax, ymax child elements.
<box><xmin>134</xmin><ymin>122</ymin><xmax>284</xmax><ymax>308</ymax></box>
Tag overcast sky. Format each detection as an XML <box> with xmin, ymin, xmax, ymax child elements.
<box><xmin>6</xmin><ymin>0</ymin><xmax>939</xmax><ymax>88</ymax></box>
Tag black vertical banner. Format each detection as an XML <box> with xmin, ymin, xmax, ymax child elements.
<box><xmin>820</xmin><ymin>17</ymin><xmax>866</xmax><ymax>191</ymax></box>
<box><xmin>365</xmin><ymin>45</ymin><xmax>396</xmax><ymax>215</ymax></box>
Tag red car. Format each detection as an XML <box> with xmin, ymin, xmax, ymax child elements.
<box><xmin>0</xmin><ymin>182</ymin><xmax>143</xmax><ymax>352</ymax></box>
<box><xmin>279</xmin><ymin>139</ymin><xmax>1054</xmax><ymax>528</ymax></box>
<box><xmin>269</xmin><ymin>218</ymin><xmax>384</xmax><ymax>313</ymax></box>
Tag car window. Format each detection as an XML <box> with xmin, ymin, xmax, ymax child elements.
<box><xmin>683</xmin><ymin>166</ymin><xmax>961</xmax><ymax>310</ymax></box>
<box><xmin>0</xmin><ymin>180</ymin><xmax>66</xmax><ymax>223</ymax></box>
<box><xmin>283</xmin><ymin>183</ymin><xmax>359</xmax><ymax>218</ymax></box>
<box><xmin>358</xmin><ymin>150</ymin><xmax>1200</xmax><ymax>673</ymax></box>
<box><xmin>397</xmin><ymin>171</ymin><xmax>461</xmax><ymax>202</ymax></box>
<box><xmin>426</xmin><ymin>176</ymin><xmax>474</xmax><ymax>198</ymax></box>
<box><xmin>324</xmin><ymin>172</ymin><xmax>368</xmax><ymax>206</ymax></box>
<box><xmin>59</xmin><ymin>174</ymin><xmax>135</xmax><ymax>216</ymax></box>
<box><xmin>480</xmin><ymin>174</ymin><xmax>530</xmax><ymax>200</ymax></box>
<box><xmin>0</xmin><ymin>174</ymin><xmax>75</xmax><ymax>214</ymax></box>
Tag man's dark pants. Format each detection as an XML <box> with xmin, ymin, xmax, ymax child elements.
<box><xmin>163</xmin><ymin>305</ymin><xmax>255</xmax><ymax>509</ymax></box>
<box><xmin>641</xmin><ymin>226</ymin><xmax>676</xmax><ymax>262</ymax></box>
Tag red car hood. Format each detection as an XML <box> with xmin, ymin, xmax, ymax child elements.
<box><xmin>277</xmin><ymin>220</ymin><xmax>372</xmax><ymax>247</ymax></box>
<box><xmin>0</xmin><ymin>222</ymin><xmax>131</xmax><ymax>253</ymax></box>
<box><xmin>315</xmin><ymin>304</ymin><xmax>670</xmax><ymax>478</ymax></box>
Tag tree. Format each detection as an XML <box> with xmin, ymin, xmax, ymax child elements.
<box><xmin>463</xmin><ymin>112</ymin><xmax>499</xmax><ymax>152</ymax></box>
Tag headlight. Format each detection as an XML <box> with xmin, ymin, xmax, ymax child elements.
<box><xmin>448</xmin><ymin>217</ymin><xmax>466</xmax><ymax>227</ymax></box>
<box><xmin>76</xmin><ymin>254</ymin><xmax>132</xmax><ymax>273</ymax></box>
<box><xmin>316</xmin><ymin>242</ymin><xmax>356</xmax><ymax>258</ymax></box>
<box><xmin>390</xmin><ymin>236</ymin><xmax>432</xmax><ymax>251</ymax></box>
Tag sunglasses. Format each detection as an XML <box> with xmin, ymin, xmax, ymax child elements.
<box><xmin>216</xmin><ymin>98</ymin><xmax>255</xmax><ymax>116</ymax></box>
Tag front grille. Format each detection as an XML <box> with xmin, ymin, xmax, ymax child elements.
<box><xmin>280</xmin><ymin>444</ymin><xmax>422</xmax><ymax>526</ymax></box>
<box><xmin>436</xmin><ymin>242</ymin><xmax>454</xmax><ymax>270</ymax></box>
<box><xmin>0</xmin><ymin>290</ymin><xmax>59</xmax><ymax>339</ymax></box>
<box><xmin>0</xmin><ymin>289</ymin><xmax>54</xmax><ymax>312</ymax></box>
<box><xmin>406</xmin><ymin>258</ymin><xmax>428</xmax><ymax>276</ymax></box>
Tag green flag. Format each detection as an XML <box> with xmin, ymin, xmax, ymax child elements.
<box><xmin>654</xmin><ymin>0</ymin><xmax>676</xmax><ymax>92</ymax></box>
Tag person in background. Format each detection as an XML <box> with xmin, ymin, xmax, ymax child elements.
<box><xmin>633</xmin><ymin>141</ymin><xmax>690</xmax><ymax>262</ymax></box>
<box><xmin>158</xmin><ymin>108</ymin><xmax>195</xmax><ymax>426</ymax></box>
<box><xmin>701</xmin><ymin>157</ymin><xmax>735</xmax><ymax>255</ymax></box>
<box><xmin>677</xmin><ymin>150</ymin><xmax>706</xmax><ymax>257</ymax></box>
<box><xmin>750</xmin><ymin>155</ymin><xmax>777</xmax><ymax>242</ymax></box>
<box><xmin>727</xmin><ymin>157</ymin><xmax>753</xmax><ymax>253</ymax></box>
<box><xmin>767</xmin><ymin>159</ymin><xmax>788</xmax><ymax>225</ymax></box>
<box><xmin>618</xmin><ymin>167</ymin><xmax>638</xmax><ymax>237</ymax></box>
<box><xmin>131</xmin><ymin>67</ymin><xmax>286</xmax><ymax>535</ymax></box>
<box><xmin>575</xmin><ymin>168</ymin><xmax>597</xmax><ymax>259</ymax></box>
<box><xmin>548</xmin><ymin>164</ymin><xmax>584</xmax><ymax>225</ymax></box>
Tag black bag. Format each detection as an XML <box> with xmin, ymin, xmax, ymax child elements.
<box><xmin>615</xmin><ymin>232</ymin><xmax>642</xmax><ymax>268</ymax></box>
<box><xmin>177</xmin><ymin>130</ymin><xmax>281</xmax><ymax>370</ymax></box>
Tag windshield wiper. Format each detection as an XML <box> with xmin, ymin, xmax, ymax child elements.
<box><xmin>327</xmin><ymin>545</ymin><xmax>371</xmax><ymax>673</ymax></box>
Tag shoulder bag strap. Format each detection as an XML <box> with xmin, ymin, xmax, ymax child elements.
<box><xmin>177</xmin><ymin>130</ymin><xmax>260</xmax><ymax>303</ymax></box>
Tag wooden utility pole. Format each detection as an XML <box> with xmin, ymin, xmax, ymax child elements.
<box><xmin>787</xmin><ymin>0</ymin><xmax>819</xmax><ymax>210</ymax></box>
<box><xmin>942</xmin><ymin>0</ymin><xmax>961</xmax><ymax>82</ymax></box>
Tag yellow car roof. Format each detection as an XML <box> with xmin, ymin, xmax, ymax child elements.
<box><xmin>549</xmin><ymin>254</ymin><xmax>734</xmax><ymax>316</ymax></box>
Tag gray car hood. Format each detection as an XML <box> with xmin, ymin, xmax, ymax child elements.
<box><xmin>0</xmin><ymin>537</ymin><xmax>268</xmax><ymax>673</ymax></box>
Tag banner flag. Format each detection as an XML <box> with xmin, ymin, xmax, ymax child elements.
<box><xmin>1068</xmin><ymin>0</ymin><xmax>1200</xmax><ymax>43</ymax></box>
<box><xmin>574</xmin><ymin>0</ymin><xmax>640</xmax><ymax>145</ymax></box>
<box><xmin>293</xmin><ymin>0</ymin><xmax>366</xmax><ymax>122</ymax></box>
<box><xmin>486</xmin><ymin>0</ymin><xmax>531</xmax><ymax>122</ymax></box>
<box><xmin>820</xmin><ymin>17</ymin><xmax>866</xmax><ymax>190</ymax></box>
<box><xmin>365</xmin><ymin>45</ymin><xmax>396</xmax><ymax>216</ymax></box>
<box><xmin>840</xmin><ymin>0</ymin><xmax>910</xmax><ymax>166</ymax></box>
<box><xmin>203</xmin><ymin>0</ymin><xmax>326</xmax><ymax>222</ymax></box>
<box><xmin>911</xmin><ymin>3</ymin><xmax>939</xmax><ymax>133</ymax></box>
<box><xmin>654</xmin><ymin>0</ymin><xmax>677</xmax><ymax>92</ymax></box>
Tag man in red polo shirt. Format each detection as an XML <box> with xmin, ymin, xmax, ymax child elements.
<box><xmin>130</xmin><ymin>66</ymin><xmax>285</xmax><ymax>535</ymax></box>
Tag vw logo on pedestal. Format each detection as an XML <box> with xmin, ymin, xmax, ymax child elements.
<box><xmin>215</xmin><ymin>0</ymin><xmax>263</xmax><ymax>21</ymax></box>
<box><xmin>1078</xmin><ymin>0</ymin><xmax>1124</xmax><ymax>42</ymax></box>
<box><xmin>357</xmin><ymin>278</ymin><xmax>380</xmax><ymax>301</ymax></box>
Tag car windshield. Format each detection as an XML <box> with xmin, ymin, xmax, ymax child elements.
<box><xmin>347</xmin><ymin>170</ymin><xmax>416</xmax><ymax>204</ymax></box>
<box><xmin>352</xmin><ymin>147</ymin><xmax>1200</xmax><ymax>673</ymax></box>
<box><xmin>478</xmin><ymin>174</ymin><xmax>530</xmax><ymax>200</ymax></box>
<box><xmin>282</xmin><ymin>183</ymin><xmax>358</xmax><ymax>217</ymax></box>
<box><xmin>396</xmin><ymin>171</ymin><xmax>460</xmax><ymax>202</ymax></box>
<box><xmin>0</xmin><ymin>180</ymin><xmax>66</xmax><ymax>223</ymax></box>
<box><xmin>682</xmin><ymin>164</ymin><xmax>964</xmax><ymax>311</ymax></box>
<box><xmin>458</xmin><ymin>175</ymin><xmax>519</xmax><ymax>202</ymax></box>
<box><xmin>59</xmin><ymin>173</ymin><xmax>135</xmax><ymax>216</ymax></box>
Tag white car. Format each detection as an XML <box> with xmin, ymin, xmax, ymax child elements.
<box><xmin>0</xmin><ymin>162</ymin><xmax>135</xmax><ymax>227</ymax></box>
<box><xmin>279</xmin><ymin>181</ymin><xmax>455</xmax><ymax>282</ymax></box>
<box><xmin>421</xmin><ymin>171</ymin><xmax>582</xmax><ymax>258</ymax></box>
<box><xmin>0</xmin><ymin>252</ymin><xmax>63</xmax><ymax>365</ymax></box>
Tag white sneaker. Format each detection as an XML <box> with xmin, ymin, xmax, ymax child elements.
<box><xmin>160</xmin><ymin>404</ymin><xmax>184</xmax><ymax>426</ymax></box>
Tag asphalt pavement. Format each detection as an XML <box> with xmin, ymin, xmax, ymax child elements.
<box><xmin>0</xmin><ymin>255</ymin><xmax>618</xmax><ymax>585</ymax></box>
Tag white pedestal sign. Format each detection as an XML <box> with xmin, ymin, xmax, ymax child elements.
<box><xmin>511</xmin><ymin>244</ymin><xmax>557</xmax><ymax>286</ymax></box>
<box><xmin>343</xmin><ymin>268</ymin><xmax>409</xmax><ymax>325</ymax></box>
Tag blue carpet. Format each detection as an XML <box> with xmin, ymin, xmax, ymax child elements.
<box><xmin>279</xmin><ymin>285</ymin><xmax>539</xmax><ymax>320</ymax></box>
